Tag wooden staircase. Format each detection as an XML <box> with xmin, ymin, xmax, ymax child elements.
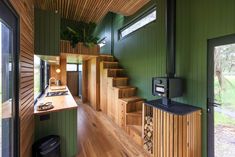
<box><xmin>99</xmin><ymin>54</ymin><xmax>144</xmax><ymax>146</ymax></box>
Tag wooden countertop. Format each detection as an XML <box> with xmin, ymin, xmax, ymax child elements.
<box><xmin>145</xmin><ymin>99</ymin><xmax>201</xmax><ymax>115</ymax></box>
<box><xmin>34</xmin><ymin>86</ymin><xmax>78</xmax><ymax>115</ymax></box>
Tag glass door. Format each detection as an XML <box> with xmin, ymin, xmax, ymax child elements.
<box><xmin>213</xmin><ymin>44</ymin><xmax>235</xmax><ymax>157</ymax></box>
<box><xmin>0</xmin><ymin>1</ymin><xmax>19</xmax><ymax>157</ymax></box>
<box><xmin>208</xmin><ymin>35</ymin><xmax>235</xmax><ymax>157</ymax></box>
<box><xmin>0</xmin><ymin>20</ymin><xmax>14</xmax><ymax>157</ymax></box>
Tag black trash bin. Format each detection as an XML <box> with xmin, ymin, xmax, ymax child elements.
<box><xmin>33</xmin><ymin>135</ymin><xmax>61</xmax><ymax>157</ymax></box>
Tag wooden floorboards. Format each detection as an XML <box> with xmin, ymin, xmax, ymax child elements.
<box><xmin>75</xmin><ymin>98</ymin><xmax>150</xmax><ymax>157</ymax></box>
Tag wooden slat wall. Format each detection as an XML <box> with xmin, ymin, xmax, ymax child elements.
<box><xmin>60</xmin><ymin>58</ymin><xmax>67</xmax><ymax>85</ymax></box>
<box><xmin>99</xmin><ymin>61</ymin><xmax>108</xmax><ymax>113</ymax></box>
<box><xmin>10</xmin><ymin>0</ymin><xmax>35</xmax><ymax>156</ymax></box>
<box><xmin>60</xmin><ymin>40</ymin><xmax>100</xmax><ymax>55</ymax></box>
<box><xmin>153</xmin><ymin>109</ymin><xmax>202</xmax><ymax>157</ymax></box>
<box><xmin>34</xmin><ymin>0</ymin><xmax>150</xmax><ymax>23</ymax></box>
<box><xmin>87</xmin><ymin>58</ymin><xmax>100</xmax><ymax>110</ymax></box>
<box><xmin>82</xmin><ymin>61</ymin><xmax>88</xmax><ymax>102</ymax></box>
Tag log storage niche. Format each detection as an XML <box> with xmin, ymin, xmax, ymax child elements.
<box><xmin>142</xmin><ymin>104</ymin><xmax>154</xmax><ymax>155</ymax></box>
<box><xmin>144</xmin><ymin>100</ymin><xmax>202</xmax><ymax>157</ymax></box>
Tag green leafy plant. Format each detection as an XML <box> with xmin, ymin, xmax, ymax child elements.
<box><xmin>61</xmin><ymin>21</ymin><xmax>99</xmax><ymax>48</ymax></box>
<box><xmin>61</xmin><ymin>26</ymin><xmax>79</xmax><ymax>48</ymax></box>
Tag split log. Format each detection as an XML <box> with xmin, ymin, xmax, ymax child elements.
<box><xmin>143</xmin><ymin>116</ymin><xmax>153</xmax><ymax>154</ymax></box>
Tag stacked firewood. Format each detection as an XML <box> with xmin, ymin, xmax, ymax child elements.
<box><xmin>143</xmin><ymin>116</ymin><xmax>153</xmax><ymax>154</ymax></box>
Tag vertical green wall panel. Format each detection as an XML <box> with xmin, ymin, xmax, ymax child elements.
<box><xmin>112</xmin><ymin>0</ymin><xmax>166</xmax><ymax>100</ymax></box>
<box><xmin>93</xmin><ymin>13</ymin><xmax>114</xmax><ymax>54</ymax></box>
<box><xmin>35</xmin><ymin>109</ymin><xmax>77</xmax><ymax>157</ymax></box>
<box><xmin>95</xmin><ymin>0</ymin><xmax>235</xmax><ymax>156</ymax></box>
<box><xmin>185</xmin><ymin>1</ymin><xmax>235</xmax><ymax>156</ymax></box>
<box><xmin>35</xmin><ymin>9</ymin><xmax>60</xmax><ymax>56</ymax></box>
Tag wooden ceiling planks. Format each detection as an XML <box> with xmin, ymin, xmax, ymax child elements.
<box><xmin>34</xmin><ymin>0</ymin><xmax>150</xmax><ymax>23</ymax></box>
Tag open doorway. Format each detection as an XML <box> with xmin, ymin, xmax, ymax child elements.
<box><xmin>208</xmin><ymin>34</ymin><xmax>235</xmax><ymax>157</ymax></box>
<box><xmin>66</xmin><ymin>63</ymin><xmax>82</xmax><ymax>97</ymax></box>
<box><xmin>67</xmin><ymin>64</ymin><xmax>79</xmax><ymax>96</ymax></box>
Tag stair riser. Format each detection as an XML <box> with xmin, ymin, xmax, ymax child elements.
<box><xmin>118</xmin><ymin>89</ymin><xmax>136</xmax><ymax>98</ymax></box>
<box><xmin>100</xmin><ymin>55</ymin><xmax>145</xmax><ymax>148</ymax></box>
<box><xmin>107</xmin><ymin>70</ymin><xmax>124</xmax><ymax>77</ymax></box>
<box><xmin>126</xmin><ymin>101</ymin><xmax>144</xmax><ymax>113</ymax></box>
<box><xmin>100</xmin><ymin>56</ymin><xmax>114</xmax><ymax>62</ymax></box>
<box><xmin>104</xmin><ymin>62</ymin><xmax>119</xmax><ymax>69</ymax></box>
<box><xmin>113</xmin><ymin>79</ymin><xmax>128</xmax><ymax>86</ymax></box>
<box><xmin>126</xmin><ymin>115</ymin><xmax>142</xmax><ymax>126</ymax></box>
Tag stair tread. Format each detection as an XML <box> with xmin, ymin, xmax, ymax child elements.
<box><xmin>114</xmin><ymin>86</ymin><xmax>136</xmax><ymax>89</ymax></box>
<box><xmin>112</xmin><ymin>77</ymin><xmax>128</xmax><ymax>80</ymax></box>
<box><xmin>103</xmin><ymin>61</ymin><xmax>118</xmax><ymax>63</ymax></box>
<box><xmin>99</xmin><ymin>55</ymin><xmax>115</xmax><ymax>61</ymax></box>
<box><xmin>119</xmin><ymin>96</ymin><xmax>144</xmax><ymax>103</ymax></box>
<box><xmin>100</xmin><ymin>54</ymin><xmax>113</xmax><ymax>57</ymax></box>
<box><xmin>126</xmin><ymin>110</ymin><xmax>142</xmax><ymax>116</ymax></box>
<box><xmin>108</xmin><ymin>68</ymin><xmax>124</xmax><ymax>71</ymax></box>
<box><xmin>126</xmin><ymin>125</ymin><xmax>142</xmax><ymax>136</ymax></box>
<box><xmin>102</xmin><ymin>61</ymin><xmax>119</xmax><ymax>69</ymax></box>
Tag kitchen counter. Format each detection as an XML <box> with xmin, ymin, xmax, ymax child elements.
<box><xmin>34</xmin><ymin>85</ymin><xmax>78</xmax><ymax>157</ymax></box>
<box><xmin>34</xmin><ymin>86</ymin><xmax>78</xmax><ymax>115</ymax></box>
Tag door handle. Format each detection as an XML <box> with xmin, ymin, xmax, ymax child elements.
<box><xmin>208</xmin><ymin>102</ymin><xmax>222</xmax><ymax>107</ymax></box>
<box><xmin>212</xmin><ymin>102</ymin><xmax>222</xmax><ymax>107</ymax></box>
<box><xmin>207</xmin><ymin>98</ymin><xmax>222</xmax><ymax>112</ymax></box>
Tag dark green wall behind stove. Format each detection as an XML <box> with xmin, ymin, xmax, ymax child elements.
<box><xmin>95</xmin><ymin>0</ymin><xmax>235</xmax><ymax>157</ymax></box>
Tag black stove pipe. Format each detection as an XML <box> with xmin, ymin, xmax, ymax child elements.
<box><xmin>162</xmin><ymin>0</ymin><xmax>176</xmax><ymax>106</ymax></box>
<box><xmin>166</xmin><ymin>0</ymin><xmax>176</xmax><ymax>78</ymax></box>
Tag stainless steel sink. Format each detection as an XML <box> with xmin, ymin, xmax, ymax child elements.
<box><xmin>46</xmin><ymin>91</ymin><xmax>68</xmax><ymax>97</ymax></box>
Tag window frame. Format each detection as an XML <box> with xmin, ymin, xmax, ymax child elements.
<box><xmin>98</xmin><ymin>37</ymin><xmax>106</xmax><ymax>48</ymax></box>
<box><xmin>66</xmin><ymin>63</ymin><xmax>78</xmax><ymax>72</ymax></box>
<box><xmin>0</xmin><ymin>0</ymin><xmax>20</xmax><ymax>156</ymax></box>
<box><xmin>43</xmin><ymin>61</ymin><xmax>50</xmax><ymax>89</ymax></box>
<box><xmin>34</xmin><ymin>59</ymin><xmax>43</xmax><ymax>102</ymax></box>
<box><xmin>78</xmin><ymin>64</ymin><xmax>82</xmax><ymax>72</ymax></box>
<box><xmin>34</xmin><ymin>58</ymin><xmax>50</xmax><ymax>103</ymax></box>
<box><xmin>119</xmin><ymin>6</ymin><xmax>157</xmax><ymax>40</ymax></box>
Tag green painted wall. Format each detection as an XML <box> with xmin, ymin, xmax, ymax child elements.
<box><xmin>35</xmin><ymin>8</ymin><xmax>60</xmax><ymax>56</ymax></box>
<box><xmin>95</xmin><ymin>0</ymin><xmax>235</xmax><ymax>156</ymax></box>
<box><xmin>35</xmin><ymin>109</ymin><xmax>77</xmax><ymax>157</ymax></box>
<box><xmin>93</xmin><ymin>13</ymin><xmax>114</xmax><ymax>54</ymax></box>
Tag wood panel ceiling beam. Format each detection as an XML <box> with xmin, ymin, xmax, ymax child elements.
<box><xmin>35</xmin><ymin>0</ymin><xmax>150</xmax><ymax>23</ymax></box>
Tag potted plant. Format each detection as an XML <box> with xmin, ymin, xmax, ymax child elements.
<box><xmin>61</xmin><ymin>22</ymin><xmax>99</xmax><ymax>48</ymax></box>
